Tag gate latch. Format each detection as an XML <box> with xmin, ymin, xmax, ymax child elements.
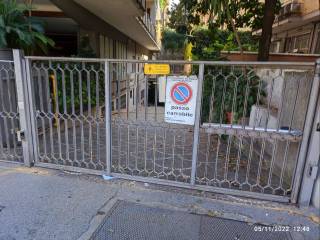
<box><xmin>16</xmin><ymin>130</ymin><xmax>25</xmax><ymax>142</ymax></box>
<box><xmin>308</xmin><ymin>165</ymin><xmax>319</xmax><ymax>180</ymax></box>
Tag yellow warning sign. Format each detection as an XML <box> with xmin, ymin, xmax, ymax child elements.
<box><xmin>144</xmin><ymin>64</ymin><xmax>170</xmax><ymax>75</ymax></box>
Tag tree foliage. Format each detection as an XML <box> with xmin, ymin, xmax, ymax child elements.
<box><xmin>161</xmin><ymin>27</ymin><xmax>258</xmax><ymax>60</ymax></box>
<box><xmin>190</xmin><ymin>27</ymin><xmax>258</xmax><ymax>60</ymax></box>
<box><xmin>0</xmin><ymin>0</ymin><xmax>54</xmax><ymax>53</ymax></box>
<box><xmin>168</xmin><ymin>0</ymin><xmax>281</xmax><ymax>59</ymax></box>
<box><xmin>190</xmin><ymin>27</ymin><xmax>223</xmax><ymax>60</ymax></box>
<box><xmin>167</xmin><ymin>0</ymin><xmax>200</xmax><ymax>34</ymax></box>
<box><xmin>197</xmin><ymin>0</ymin><xmax>264</xmax><ymax>30</ymax></box>
<box><xmin>170</xmin><ymin>0</ymin><xmax>280</xmax><ymax>32</ymax></box>
<box><xmin>161</xmin><ymin>28</ymin><xmax>186</xmax><ymax>53</ymax></box>
<box><xmin>159</xmin><ymin>0</ymin><xmax>169</xmax><ymax>10</ymax></box>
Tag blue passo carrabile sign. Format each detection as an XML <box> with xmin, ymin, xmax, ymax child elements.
<box><xmin>170</xmin><ymin>82</ymin><xmax>193</xmax><ymax>105</ymax></box>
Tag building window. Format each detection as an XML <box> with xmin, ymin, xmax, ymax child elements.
<box><xmin>295</xmin><ymin>33</ymin><xmax>310</xmax><ymax>53</ymax></box>
<box><xmin>120</xmin><ymin>95</ymin><xmax>126</xmax><ymax>109</ymax></box>
<box><xmin>98</xmin><ymin>36</ymin><xmax>113</xmax><ymax>58</ymax></box>
<box><xmin>285</xmin><ymin>33</ymin><xmax>311</xmax><ymax>53</ymax></box>
<box><xmin>270</xmin><ymin>41</ymin><xmax>281</xmax><ymax>53</ymax></box>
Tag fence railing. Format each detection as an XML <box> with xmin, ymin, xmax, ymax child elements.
<box><xmin>105</xmin><ymin>60</ymin><xmax>316</xmax><ymax>201</ymax></box>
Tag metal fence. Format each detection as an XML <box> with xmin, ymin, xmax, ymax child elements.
<box><xmin>0</xmin><ymin>60</ymin><xmax>23</xmax><ymax>162</ymax></box>
<box><xmin>1</xmin><ymin>50</ymin><xmax>319</xmax><ymax>204</ymax></box>
<box><xmin>198</xmin><ymin>64</ymin><xmax>314</xmax><ymax>201</ymax></box>
<box><xmin>107</xmin><ymin>60</ymin><xmax>316</xmax><ymax>202</ymax></box>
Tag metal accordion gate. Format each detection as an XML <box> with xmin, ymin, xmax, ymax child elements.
<box><xmin>1</xmin><ymin>50</ymin><xmax>319</xmax><ymax>204</ymax></box>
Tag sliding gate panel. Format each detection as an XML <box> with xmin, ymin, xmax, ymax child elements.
<box><xmin>29</xmin><ymin>58</ymin><xmax>107</xmax><ymax>170</ymax></box>
<box><xmin>110</xmin><ymin>61</ymin><xmax>197</xmax><ymax>182</ymax></box>
<box><xmin>196</xmin><ymin>63</ymin><xmax>315</xmax><ymax>200</ymax></box>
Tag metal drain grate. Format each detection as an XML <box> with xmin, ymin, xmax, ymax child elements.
<box><xmin>90</xmin><ymin>201</ymin><xmax>292</xmax><ymax>240</ymax></box>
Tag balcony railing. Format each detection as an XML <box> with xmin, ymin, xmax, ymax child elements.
<box><xmin>138</xmin><ymin>12</ymin><xmax>156</xmax><ymax>40</ymax></box>
<box><xmin>136</xmin><ymin>0</ymin><xmax>146</xmax><ymax>11</ymax></box>
<box><xmin>275</xmin><ymin>0</ymin><xmax>302</xmax><ymax>22</ymax></box>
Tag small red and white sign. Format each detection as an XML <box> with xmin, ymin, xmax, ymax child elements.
<box><xmin>165</xmin><ymin>76</ymin><xmax>198</xmax><ymax>125</ymax></box>
<box><xmin>170</xmin><ymin>82</ymin><xmax>193</xmax><ymax>105</ymax></box>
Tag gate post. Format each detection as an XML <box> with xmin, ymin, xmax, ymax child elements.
<box><xmin>24</xmin><ymin>57</ymin><xmax>39</xmax><ymax>165</ymax></box>
<box><xmin>105</xmin><ymin>60</ymin><xmax>112</xmax><ymax>175</ymax></box>
<box><xmin>190</xmin><ymin>63</ymin><xmax>204</xmax><ymax>185</ymax></box>
<box><xmin>295</xmin><ymin>59</ymin><xmax>320</xmax><ymax>206</ymax></box>
<box><xmin>12</xmin><ymin>50</ymin><xmax>35</xmax><ymax>166</ymax></box>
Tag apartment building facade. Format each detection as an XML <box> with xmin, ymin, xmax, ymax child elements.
<box><xmin>270</xmin><ymin>0</ymin><xmax>320</xmax><ymax>54</ymax></box>
<box><xmin>17</xmin><ymin>0</ymin><xmax>164</xmax><ymax>117</ymax></box>
<box><xmin>20</xmin><ymin>0</ymin><xmax>161</xmax><ymax>59</ymax></box>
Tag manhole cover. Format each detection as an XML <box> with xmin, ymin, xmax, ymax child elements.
<box><xmin>90</xmin><ymin>201</ymin><xmax>292</xmax><ymax>240</ymax></box>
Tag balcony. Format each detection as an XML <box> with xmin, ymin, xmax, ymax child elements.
<box><xmin>137</xmin><ymin>12</ymin><xmax>156</xmax><ymax>40</ymax></box>
<box><xmin>275</xmin><ymin>0</ymin><xmax>302</xmax><ymax>22</ymax></box>
<box><xmin>73</xmin><ymin>0</ymin><xmax>159</xmax><ymax>51</ymax></box>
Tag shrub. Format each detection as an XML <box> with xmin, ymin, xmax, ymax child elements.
<box><xmin>0</xmin><ymin>0</ymin><xmax>54</xmax><ymax>53</ymax></box>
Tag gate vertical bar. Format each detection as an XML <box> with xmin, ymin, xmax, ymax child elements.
<box><xmin>12</xmin><ymin>50</ymin><xmax>32</xmax><ymax>166</ymax></box>
<box><xmin>190</xmin><ymin>63</ymin><xmax>204</xmax><ymax>185</ymax></box>
<box><xmin>105</xmin><ymin>60</ymin><xmax>112</xmax><ymax>175</ymax></box>
<box><xmin>295</xmin><ymin>59</ymin><xmax>320</xmax><ymax>205</ymax></box>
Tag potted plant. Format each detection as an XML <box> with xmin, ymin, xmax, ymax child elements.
<box><xmin>0</xmin><ymin>0</ymin><xmax>54</xmax><ymax>147</ymax></box>
<box><xmin>201</xmin><ymin>66</ymin><xmax>264</xmax><ymax>124</ymax></box>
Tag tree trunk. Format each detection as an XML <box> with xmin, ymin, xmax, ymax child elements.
<box><xmin>258</xmin><ymin>0</ymin><xmax>277</xmax><ymax>61</ymax></box>
<box><xmin>229</xmin><ymin>17</ymin><xmax>243</xmax><ymax>55</ymax></box>
<box><xmin>225</xmin><ymin>5</ymin><xmax>243</xmax><ymax>57</ymax></box>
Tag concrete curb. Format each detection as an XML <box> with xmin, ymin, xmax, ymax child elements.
<box><xmin>77</xmin><ymin>198</ymin><xmax>119</xmax><ymax>240</ymax></box>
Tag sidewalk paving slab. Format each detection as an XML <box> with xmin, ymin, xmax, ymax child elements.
<box><xmin>0</xmin><ymin>161</ymin><xmax>319</xmax><ymax>240</ymax></box>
